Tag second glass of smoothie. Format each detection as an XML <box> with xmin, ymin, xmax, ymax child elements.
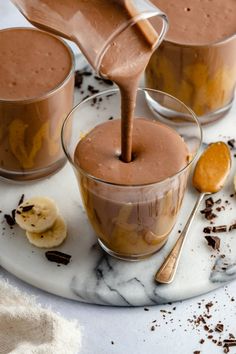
<box><xmin>62</xmin><ymin>89</ymin><xmax>201</xmax><ymax>261</ymax></box>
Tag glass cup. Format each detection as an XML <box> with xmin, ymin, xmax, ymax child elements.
<box><xmin>62</xmin><ymin>89</ymin><xmax>202</xmax><ymax>261</ymax></box>
<box><xmin>145</xmin><ymin>34</ymin><xmax>236</xmax><ymax>125</ymax></box>
<box><xmin>0</xmin><ymin>27</ymin><xmax>75</xmax><ymax>181</ymax></box>
<box><xmin>12</xmin><ymin>0</ymin><xmax>168</xmax><ymax>74</ymax></box>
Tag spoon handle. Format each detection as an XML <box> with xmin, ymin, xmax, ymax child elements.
<box><xmin>155</xmin><ymin>192</ymin><xmax>205</xmax><ymax>284</ymax></box>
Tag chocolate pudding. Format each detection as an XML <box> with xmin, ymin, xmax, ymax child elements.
<box><xmin>74</xmin><ymin>118</ymin><xmax>189</xmax><ymax>258</ymax></box>
<box><xmin>146</xmin><ymin>0</ymin><xmax>236</xmax><ymax>123</ymax></box>
<box><xmin>0</xmin><ymin>28</ymin><xmax>74</xmax><ymax>180</ymax></box>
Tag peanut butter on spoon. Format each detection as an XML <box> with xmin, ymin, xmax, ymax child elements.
<box><xmin>192</xmin><ymin>142</ymin><xmax>231</xmax><ymax>193</ymax></box>
<box><xmin>155</xmin><ymin>142</ymin><xmax>231</xmax><ymax>284</ymax></box>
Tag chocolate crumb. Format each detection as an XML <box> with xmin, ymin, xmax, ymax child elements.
<box><xmin>193</xmin><ymin>351</ymin><xmax>200</xmax><ymax>354</ymax></box>
<box><xmin>150</xmin><ymin>325</ymin><xmax>155</xmax><ymax>331</ymax></box>
<box><xmin>215</xmin><ymin>323</ymin><xmax>224</xmax><ymax>332</ymax></box>
<box><xmin>111</xmin><ymin>341</ymin><xmax>114</xmax><ymax>345</ymax></box>
<box><xmin>45</xmin><ymin>251</ymin><xmax>71</xmax><ymax>265</ymax></box>
<box><xmin>204</xmin><ymin>325</ymin><xmax>210</xmax><ymax>331</ymax></box>
<box><xmin>11</xmin><ymin>209</ymin><xmax>16</xmax><ymax>222</ymax></box>
<box><xmin>205</xmin><ymin>236</ymin><xmax>220</xmax><ymax>250</ymax></box>
<box><xmin>199</xmin><ymin>339</ymin><xmax>205</xmax><ymax>344</ymax></box>
<box><xmin>87</xmin><ymin>85</ymin><xmax>99</xmax><ymax>94</ymax></box>
<box><xmin>144</xmin><ymin>308</ymin><xmax>149</xmax><ymax>311</ymax></box>
<box><xmin>108</xmin><ymin>116</ymin><xmax>114</xmax><ymax>120</ymax></box>
<box><xmin>205</xmin><ymin>212</ymin><xmax>217</xmax><ymax>221</ymax></box>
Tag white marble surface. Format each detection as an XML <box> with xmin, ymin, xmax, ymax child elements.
<box><xmin>1</xmin><ymin>1</ymin><xmax>236</xmax><ymax>353</ymax></box>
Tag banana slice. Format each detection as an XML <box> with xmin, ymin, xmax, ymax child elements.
<box><xmin>15</xmin><ymin>196</ymin><xmax>58</xmax><ymax>233</ymax></box>
<box><xmin>26</xmin><ymin>215</ymin><xmax>67</xmax><ymax>248</ymax></box>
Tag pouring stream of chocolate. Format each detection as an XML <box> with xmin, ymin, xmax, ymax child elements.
<box><xmin>12</xmin><ymin>0</ymin><xmax>159</xmax><ymax>162</ymax></box>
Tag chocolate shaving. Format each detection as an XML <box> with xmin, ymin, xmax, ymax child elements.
<box><xmin>227</xmin><ymin>139</ymin><xmax>235</xmax><ymax>149</ymax></box>
<box><xmin>212</xmin><ymin>225</ymin><xmax>227</xmax><ymax>233</ymax></box>
<box><xmin>205</xmin><ymin>301</ymin><xmax>213</xmax><ymax>313</ymax></box>
<box><xmin>215</xmin><ymin>323</ymin><xmax>224</xmax><ymax>332</ymax></box>
<box><xmin>205</xmin><ymin>197</ymin><xmax>214</xmax><ymax>208</ymax></box>
<box><xmin>94</xmin><ymin>75</ymin><xmax>114</xmax><ymax>86</ymax></box>
<box><xmin>11</xmin><ymin>209</ymin><xmax>16</xmax><ymax>222</ymax></box>
<box><xmin>200</xmin><ymin>207</ymin><xmax>212</xmax><ymax>214</ymax></box>
<box><xmin>45</xmin><ymin>251</ymin><xmax>71</xmax><ymax>265</ymax></box>
<box><xmin>18</xmin><ymin>194</ymin><xmax>25</xmax><ymax>206</ymax></box>
<box><xmin>87</xmin><ymin>85</ymin><xmax>99</xmax><ymax>94</ymax></box>
<box><xmin>203</xmin><ymin>226</ymin><xmax>212</xmax><ymax>233</ymax></box>
<box><xmin>74</xmin><ymin>71</ymin><xmax>83</xmax><ymax>89</ymax></box>
<box><xmin>4</xmin><ymin>214</ymin><xmax>15</xmax><ymax>226</ymax></box>
<box><xmin>21</xmin><ymin>205</ymin><xmax>34</xmax><ymax>212</ymax></box>
<box><xmin>205</xmin><ymin>212</ymin><xmax>217</xmax><ymax>221</ymax></box>
<box><xmin>223</xmin><ymin>339</ymin><xmax>236</xmax><ymax>347</ymax></box>
<box><xmin>215</xmin><ymin>198</ymin><xmax>222</xmax><ymax>204</ymax></box>
<box><xmin>205</xmin><ymin>236</ymin><xmax>220</xmax><ymax>250</ymax></box>
<box><xmin>229</xmin><ymin>223</ymin><xmax>236</xmax><ymax>231</ymax></box>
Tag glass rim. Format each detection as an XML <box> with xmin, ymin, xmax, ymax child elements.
<box><xmin>163</xmin><ymin>31</ymin><xmax>236</xmax><ymax>48</ymax></box>
<box><xmin>95</xmin><ymin>9</ymin><xmax>168</xmax><ymax>72</ymax></box>
<box><xmin>61</xmin><ymin>87</ymin><xmax>203</xmax><ymax>188</ymax></box>
<box><xmin>0</xmin><ymin>27</ymin><xmax>75</xmax><ymax>104</ymax></box>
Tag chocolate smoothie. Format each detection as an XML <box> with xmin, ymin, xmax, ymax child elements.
<box><xmin>13</xmin><ymin>1</ymin><xmax>190</xmax><ymax>258</ymax></box>
<box><xmin>146</xmin><ymin>0</ymin><xmax>236</xmax><ymax>122</ymax></box>
<box><xmin>74</xmin><ymin>118</ymin><xmax>189</xmax><ymax>258</ymax></box>
<box><xmin>0</xmin><ymin>28</ymin><xmax>74</xmax><ymax>180</ymax></box>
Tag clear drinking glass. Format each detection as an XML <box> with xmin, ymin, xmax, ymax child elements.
<box><xmin>62</xmin><ymin>89</ymin><xmax>202</xmax><ymax>261</ymax></box>
<box><xmin>11</xmin><ymin>0</ymin><xmax>168</xmax><ymax>74</ymax></box>
<box><xmin>0</xmin><ymin>27</ymin><xmax>74</xmax><ymax>181</ymax></box>
<box><xmin>145</xmin><ymin>33</ymin><xmax>236</xmax><ymax>124</ymax></box>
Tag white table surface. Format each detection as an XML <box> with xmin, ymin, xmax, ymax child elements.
<box><xmin>1</xmin><ymin>2</ymin><xmax>236</xmax><ymax>354</ymax></box>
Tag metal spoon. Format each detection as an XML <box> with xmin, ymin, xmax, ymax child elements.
<box><xmin>155</xmin><ymin>141</ymin><xmax>231</xmax><ymax>284</ymax></box>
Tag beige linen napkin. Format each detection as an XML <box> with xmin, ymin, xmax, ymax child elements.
<box><xmin>0</xmin><ymin>278</ymin><xmax>82</xmax><ymax>354</ymax></box>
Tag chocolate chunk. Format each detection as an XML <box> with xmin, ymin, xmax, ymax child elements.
<box><xmin>205</xmin><ymin>236</ymin><xmax>220</xmax><ymax>250</ymax></box>
<box><xmin>45</xmin><ymin>251</ymin><xmax>71</xmax><ymax>265</ymax></box>
<box><xmin>205</xmin><ymin>197</ymin><xmax>214</xmax><ymax>208</ymax></box>
<box><xmin>229</xmin><ymin>223</ymin><xmax>236</xmax><ymax>231</ymax></box>
<box><xmin>193</xmin><ymin>351</ymin><xmax>200</xmax><ymax>354</ymax></box>
<box><xmin>21</xmin><ymin>205</ymin><xmax>34</xmax><ymax>212</ymax></box>
<box><xmin>203</xmin><ymin>226</ymin><xmax>212</xmax><ymax>233</ymax></box>
<box><xmin>18</xmin><ymin>194</ymin><xmax>25</xmax><ymax>206</ymax></box>
<box><xmin>4</xmin><ymin>214</ymin><xmax>15</xmax><ymax>226</ymax></box>
<box><xmin>212</xmin><ymin>225</ymin><xmax>227</xmax><ymax>233</ymax></box>
<box><xmin>227</xmin><ymin>139</ymin><xmax>235</xmax><ymax>149</ymax></box>
<box><xmin>215</xmin><ymin>323</ymin><xmax>224</xmax><ymax>332</ymax></box>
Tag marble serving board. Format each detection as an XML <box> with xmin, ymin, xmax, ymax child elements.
<box><xmin>1</xmin><ymin>74</ymin><xmax>236</xmax><ymax>307</ymax></box>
